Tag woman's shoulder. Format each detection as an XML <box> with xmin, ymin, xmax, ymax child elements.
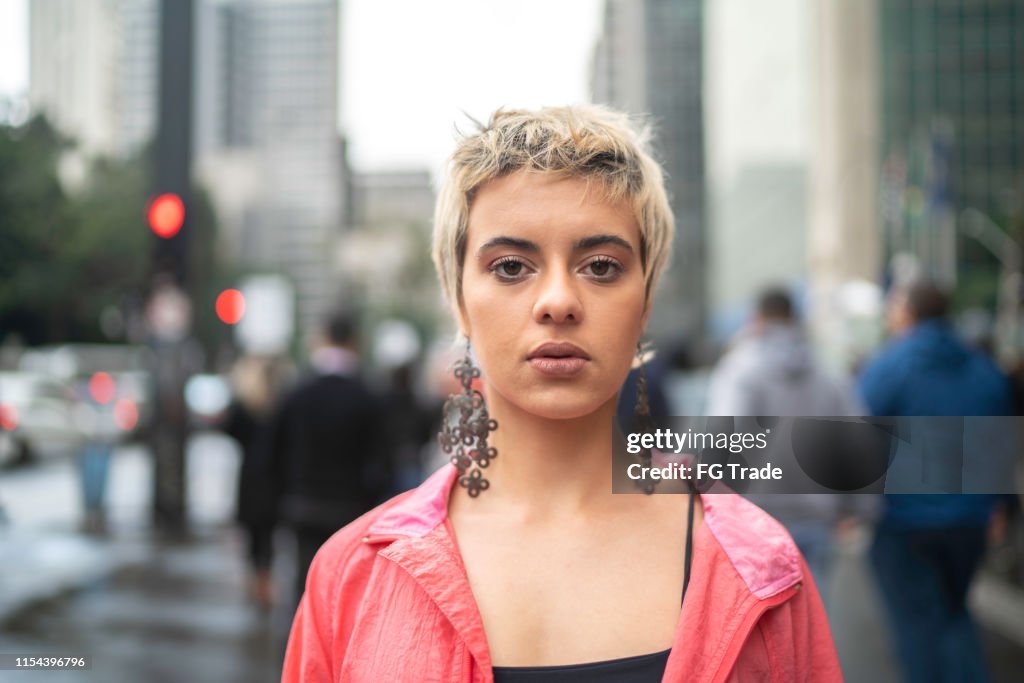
<box><xmin>313</xmin><ymin>489</ymin><xmax>420</xmax><ymax>571</ymax></box>
<box><xmin>311</xmin><ymin>465</ymin><xmax>458</xmax><ymax>582</ymax></box>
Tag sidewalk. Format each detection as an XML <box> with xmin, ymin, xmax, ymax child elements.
<box><xmin>0</xmin><ymin>435</ymin><xmax>242</xmax><ymax>618</ymax></box>
<box><xmin>1</xmin><ymin>528</ymin><xmax>285</xmax><ymax>683</ymax></box>
<box><xmin>0</xmin><ymin>434</ymin><xmax>288</xmax><ymax>682</ymax></box>
<box><xmin>0</xmin><ymin>528</ymin><xmax>142</xmax><ymax>624</ymax></box>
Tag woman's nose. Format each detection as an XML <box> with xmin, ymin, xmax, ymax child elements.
<box><xmin>532</xmin><ymin>270</ymin><xmax>583</xmax><ymax>324</ymax></box>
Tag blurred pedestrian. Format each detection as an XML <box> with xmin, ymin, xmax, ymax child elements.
<box><xmin>73</xmin><ymin>374</ymin><xmax>124</xmax><ymax>535</ymax></box>
<box><xmin>380</xmin><ymin>361</ymin><xmax>435</xmax><ymax>493</ymax></box>
<box><xmin>223</xmin><ymin>355</ymin><xmax>292</xmax><ymax>610</ymax></box>
<box><xmin>706</xmin><ymin>286</ymin><xmax>866</xmax><ymax>598</ymax></box>
<box><xmin>859</xmin><ymin>280</ymin><xmax>1013</xmax><ymax>683</ymax></box>
<box><xmin>268</xmin><ymin>312</ymin><xmax>386</xmax><ymax>610</ymax></box>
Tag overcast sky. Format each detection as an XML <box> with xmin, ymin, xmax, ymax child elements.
<box><xmin>342</xmin><ymin>0</ymin><xmax>603</xmax><ymax>173</ymax></box>
<box><xmin>0</xmin><ymin>0</ymin><xmax>603</xmax><ymax>175</ymax></box>
<box><xmin>0</xmin><ymin>0</ymin><xmax>28</xmax><ymax>96</ymax></box>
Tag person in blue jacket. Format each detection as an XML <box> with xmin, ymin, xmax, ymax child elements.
<box><xmin>859</xmin><ymin>280</ymin><xmax>1012</xmax><ymax>683</ymax></box>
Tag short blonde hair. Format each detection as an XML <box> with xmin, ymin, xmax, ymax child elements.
<box><xmin>431</xmin><ymin>105</ymin><xmax>675</xmax><ymax>313</ymax></box>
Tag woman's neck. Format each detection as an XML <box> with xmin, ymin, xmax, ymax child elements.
<box><xmin>458</xmin><ymin>384</ymin><xmax>620</xmax><ymax>518</ymax></box>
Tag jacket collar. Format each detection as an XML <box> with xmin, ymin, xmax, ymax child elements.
<box><xmin>366</xmin><ymin>464</ymin><xmax>805</xmax><ymax>681</ymax></box>
<box><xmin>700</xmin><ymin>490</ymin><xmax>803</xmax><ymax>599</ymax></box>
<box><xmin>365</xmin><ymin>463</ymin><xmax>456</xmax><ymax>539</ymax></box>
<box><xmin>366</xmin><ymin>464</ymin><xmax>803</xmax><ymax>599</ymax></box>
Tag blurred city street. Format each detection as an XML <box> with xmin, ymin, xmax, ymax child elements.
<box><xmin>2</xmin><ymin>431</ymin><xmax>1023</xmax><ymax>681</ymax></box>
<box><xmin>0</xmin><ymin>434</ymin><xmax>286</xmax><ymax>683</ymax></box>
<box><xmin>2</xmin><ymin>0</ymin><xmax>1024</xmax><ymax>680</ymax></box>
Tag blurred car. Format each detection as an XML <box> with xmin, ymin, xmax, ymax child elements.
<box><xmin>0</xmin><ymin>401</ymin><xmax>29</xmax><ymax>467</ymax></box>
<box><xmin>70</xmin><ymin>371</ymin><xmax>150</xmax><ymax>444</ymax></box>
<box><xmin>0</xmin><ymin>371</ymin><xmax>82</xmax><ymax>466</ymax></box>
<box><xmin>19</xmin><ymin>344</ymin><xmax>155</xmax><ymax>442</ymax></box>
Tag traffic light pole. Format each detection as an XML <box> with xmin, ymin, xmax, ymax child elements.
<box><xmin>149</xmin><ymin>0</ymin><xmax>195</xmax><ymax>537</ymax></box>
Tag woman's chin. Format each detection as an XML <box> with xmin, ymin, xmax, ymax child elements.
<box><xmin>513</xmin><ymin>393</ymin><xmax>615</xmax><ymax>422</ymax></box>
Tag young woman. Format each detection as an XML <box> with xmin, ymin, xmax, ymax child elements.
<box><xmin>282</xmin><ymin>106</ymin><xmax>840</xmax><ymax>682</ymax></box>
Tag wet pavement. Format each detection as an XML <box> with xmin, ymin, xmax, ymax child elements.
<box><xmin>0</xmin><ymin>435</ymin><xmax>290</xmax><ymax>682</ymax></box>
<box><xmin>1</xmin><ymin>434</ymin><xmax>1022</xmax><ymax>682</ymax></box>
<box><xmin>1</xmin><ymin>532</ymin><xmax>284</xmax><ymax>683</ymax></box>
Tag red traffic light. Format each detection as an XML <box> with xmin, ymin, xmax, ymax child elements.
<box><xmin>216</xmin><ymin>289</ymin><xmax>245</xmax><ymax>325</ymax></box>
<box><xmin>148</xmin><ymin>193</ymin><xmax>185</xmax><ymax>238</ymax></box>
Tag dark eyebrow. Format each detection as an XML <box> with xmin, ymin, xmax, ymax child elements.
<box><xmin>574</xmin><ymin>234</ymin><xmax>635</xmax><ymax>253</ymax></box>
<box><xmin>476</xmin><ymin>236</ymin><xmax>539</xmax><ymax>256</ymax></box>
<box><xmin>475</xmin><ymin>234</ymin><xmax>635</xmax><ymax>257</ymax></box>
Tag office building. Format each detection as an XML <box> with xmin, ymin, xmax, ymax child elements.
<box><xmin>592</xmin><ymin>0</ymin><xmax>706</xmax><ymax>341</ymax></box>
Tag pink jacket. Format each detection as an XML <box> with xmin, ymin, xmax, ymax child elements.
<box><xmin>283</xmin><ymin>464</ymin><xmax>843</xmax><ymax>682</ymax></box>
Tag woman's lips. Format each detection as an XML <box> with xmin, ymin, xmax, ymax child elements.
<box><xmin>526</xmin><ymin>342</ymin><xmax>590</xmax><ymax>377</ymax></box>
<box><xmin>527</xmin><ymin>356</ymin><xmax>588</xmax><ymax>376</ymax></box>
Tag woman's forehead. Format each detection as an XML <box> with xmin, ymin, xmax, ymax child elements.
<box><xmin>466</xmin><ymin>171</ymin><xmax>639</xmax><ymax>247</ymax></box>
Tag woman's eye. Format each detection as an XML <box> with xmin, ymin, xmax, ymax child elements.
<box><xmin>501</xmin><ymin>261</ymin><xmax>523</xmax><ymax>276</ymax></box>
<box><xmin>583</xmin><ymin>258</ymin><xmax>623</xmax><ymax>281</ymax></box>
<box><xmin>490</xmin><ymin>257</ymin><xmax>529</xmax><ymax>281</ymax></box>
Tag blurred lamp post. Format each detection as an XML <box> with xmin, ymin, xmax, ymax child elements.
<box><xmin>148</xmin><ymin>0</ymin><xmax>195</xmax><ymax>536</ymax></box>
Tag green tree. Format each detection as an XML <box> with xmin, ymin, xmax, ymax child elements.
<box><xmin>64</xmin><ymin>153</ymin><xmax>151</xmax><ymax>341</ymax></box>
<box><xmin>0</xmin><ymin>114</ymin><xmax>79</xmax><ymax>342</ymax></box>
<box><xmin>0</xmin><ymin>114</ymin><xmax>223</xmax><ymax>350</ymax></box>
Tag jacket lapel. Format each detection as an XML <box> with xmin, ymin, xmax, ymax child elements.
<box><xmin>377</xmin><ymin>519</ymin><xmax>494</xmax><ymax>675</ymax></box>
<box><xmin>364</xmin><ymin>465</ymin><xmax>494</xmax><ymax>674</ymax></box>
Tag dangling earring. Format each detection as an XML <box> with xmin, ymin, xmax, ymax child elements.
<box><xmin>438</xmin><ymin>339</ymin><xmax>498</xmax><ymax>497</ymax></box>
<box><xmin>635</xmin><ymin>341</ymin><xmax>651</xmax><ymax>421</ymax></box>
<box><xmin>634</xmin><ymin>341</ymin><xmax>656</xmax><ymax>494</ymax></box>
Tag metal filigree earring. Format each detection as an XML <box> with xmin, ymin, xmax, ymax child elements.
<box><xmin>634</xmin><ymin>341</ymin><xmax>656</xmax><ymax>495</ymax></box>
<box><xmin>438</xmin><ymin>340</ymin><xmax>498</xmax><ymax>497</ymax></box>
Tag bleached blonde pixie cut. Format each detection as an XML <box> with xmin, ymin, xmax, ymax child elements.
<box><xmin>432</xmin><ymin>105</ymin><xmax>675</xmax><ymax>313</ymax></box>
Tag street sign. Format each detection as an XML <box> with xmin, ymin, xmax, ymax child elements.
<box><xmin>236</xmin><ymin>276</ymin><xmax>295</xmax><ymax>355</ymax></box>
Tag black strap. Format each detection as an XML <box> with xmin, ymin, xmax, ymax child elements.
<box><xmin>681</xmin><ymin>490</ymin><xmax>695</xmax><ymax>605</ymax></box>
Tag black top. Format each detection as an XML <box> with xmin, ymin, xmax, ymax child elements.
<box><xmin>491</xmin><ymin>491</ymin><xmax>697</xmax><ymax>682</ymax></box>
<box><xmin>492</xmin><ymin>648</ymin><xmax>672</xmax><ymax>683</ymax></box>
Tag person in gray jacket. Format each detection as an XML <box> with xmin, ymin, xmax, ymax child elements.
<box><xmin>707</xmin><ymin>287</ymin><xmax>867</xmax><ymax>600</ymax></box>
